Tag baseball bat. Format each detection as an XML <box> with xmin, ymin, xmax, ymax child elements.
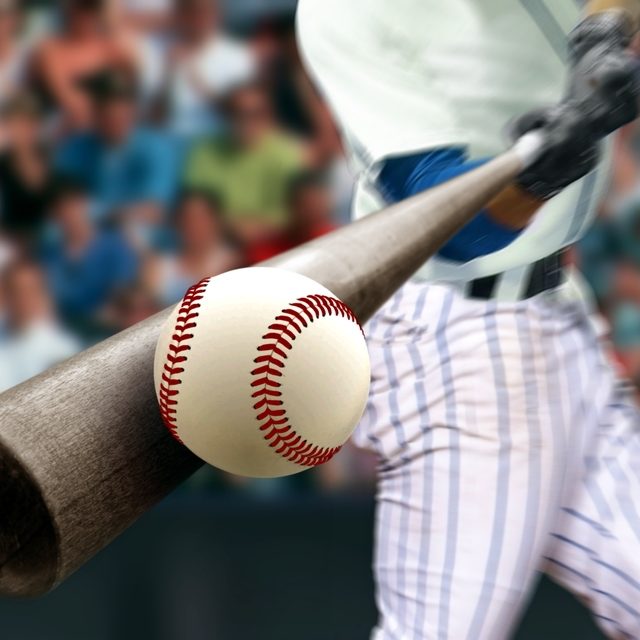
<box><xmin>0</xmin><ymin>136</ymin><xmax>542</xmax><ymax>597</ymax></box>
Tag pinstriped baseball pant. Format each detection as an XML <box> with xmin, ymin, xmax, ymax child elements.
<box><xmin>353</xmin><ymin>280</ymin><xmax>640</xmax><ymax>640</ymax></box>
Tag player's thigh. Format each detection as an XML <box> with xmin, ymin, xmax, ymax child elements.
<box><xmin>371</xmin><ymin>419</ymin><xmax>569</xmax><ymax>640</ymax></box>
<box><xmin>546</xmin><ymin>385</ymin><xmax>640</xmax><ymax>639</ymax></box>
<box><xmin>361</xmin><ymin>288</ymin><xmax>574</xmax><ymax>639</ymax></box>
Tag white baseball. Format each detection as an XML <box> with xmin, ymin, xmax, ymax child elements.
<box><xmin>154</xmin><ymin>267</ymin><xmax>371</xmax><ymax>478</ymax></box>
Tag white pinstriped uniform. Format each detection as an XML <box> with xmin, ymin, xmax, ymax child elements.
<box><xmin>357</xmin><ymin>283</ymin><xmax>640</xmax><ymax>639</ymax></box>
<box><xmin>297</xmin><ymin>0</ymin><xmax>640</xmax><ymax>638</ymax></box>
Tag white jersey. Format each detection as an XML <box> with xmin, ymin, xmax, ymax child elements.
<box><xmin>296</xmin><ymin>0</ymin><xmax>612</xmax><ymax>284</ymax></box>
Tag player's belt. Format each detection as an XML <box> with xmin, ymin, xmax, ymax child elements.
<box><xmin>467</xmin><ymin>251</ymin><xmax>565</xmax><ymax>301</ymax></box>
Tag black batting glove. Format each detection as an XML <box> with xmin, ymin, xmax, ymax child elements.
<box><xmin>568</xmin><ymin>11</ymin><xmax>640</xmax><ymax>135</ymax></box>
<box><xmin>508</xmin><ymin>12</ymin><xmax>640</xmax><ymax>201</ymax></box>
<box><xmin>507</xmin><ymin>102</ymin><xmax>601</xmax><ymax>200</ymax></box>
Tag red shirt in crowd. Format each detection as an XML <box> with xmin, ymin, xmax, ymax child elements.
<box><xmin>247</xmin><ymin>223</ymin><xmax>337</xmax><ymax>264</ymax></box>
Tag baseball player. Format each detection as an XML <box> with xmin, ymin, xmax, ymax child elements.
<box><xmin>297</xmin><ymin>0</ymin><xmax>640</xmax><ymax>638</ymax></box>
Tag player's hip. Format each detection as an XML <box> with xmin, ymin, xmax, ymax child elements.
<box><xmin>364</xmin><ymin>272</ymin><xmax>599</xmax><ymax>347</ymax></box>
<box><xmin>355</xmin><ymin>278</ymin><xmax>612</xmax><ymax>459</ymax></box>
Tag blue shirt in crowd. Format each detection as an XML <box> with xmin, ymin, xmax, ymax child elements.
<box><xmin>42</xmin><ymin>232</ymin><xmax>139</xmax><ymax>320</ymax></box>
<box><xmin>55</xmin><ymin>128</ymin><xmax>178</xmax><ymax>222</ymax></box>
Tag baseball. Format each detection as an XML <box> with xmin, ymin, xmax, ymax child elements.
<box><xmin>154</xmin><ymin>267</ymin><xmax>371</xmax><ymax>478</ymax></box>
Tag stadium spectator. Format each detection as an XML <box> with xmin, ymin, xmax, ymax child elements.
<box><xmin>161</xmin><ymin>0</ymin><xmax>256</xmax><ymax>139</ymax></box>
<box><xmin>31</xmin><ymin>0</ymin><xmax>140</xmax><ymax>129</ymax></box>
<box><xmin>577</xmin><ymin>173</ymin><xmax>640</xmax><ymax>395</ymax></box>
<box><xmin>0</xmin><ymin>91</ymin><xmax>53</xmax><ymax>245</ymax></box>
<box><xmin>55</xmin><ymin>66</ymin><xmax>178</xmax><ymax>245</ymax></box>
<box><xmin>611</xmin><ymin>302</ymin><xmax>640</xmax><ymax>389</ymax></box>
<box><xmin>143</xmin><ymin>189</ymin><xmax>243</xmax><ymax>306</ymax></box>
<box><xmin>98</xmin><ymin>282</ymin><xmax>159</xmax><ymax>334</ymax></box>
<box><xmin>41</xmin><ymin>175</ymin><xmax>139</xmax><ymax>338</ymax></box>
<box><xmin>0</xmin><ymin>259</ymin><xmax>79</xmax><ymax>392</ymax></box>
<box><xmin>249</xmin><ymin>16</ymin><xmax>338</xmax><ymax>152</ymax></box>
<box><xmin>0</xmin><ymin>0</ymin><xmax>27</xmax><ymax>110</ymax></box>
<box><xmin>33</xmin><ymin>0</ymin><xmax>161</xmax><ymax>129</ymax></box>
<box><xmin>248</xmin><ymin>170</ymin><xmax>336</xmax><ymax>263</ymax></box>
<box><xmin>184</xmin><ymin>81</ymin><xmax>307</xmax><ymax>244</ymax></box>
<box><xmin>247</xmin><ymin>14</ymin><xmax>352</xmax><ymax>221</ymax></box>
<box><xmin>580</xmin><ymin>199</ymin><xmax>640</xmax><ymax>308</ymax></box>
<box><xmin>613</xmin><ymin>260</ymin><xmax>640</xmax><ymax>306</ymax></box>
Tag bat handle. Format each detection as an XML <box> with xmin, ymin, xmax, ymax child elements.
<box><xmin>512</xmin><ymin>131</ymin><xmax>546</xmax><ymax>169</ymax></box>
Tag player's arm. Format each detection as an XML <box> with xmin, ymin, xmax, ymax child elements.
<box><xmin>565</xmin><ymin>0</ymin><xmax>640</xmax><ymax>134</ymax></box>
<box><xmin>487</xmin><ymin>0</ymin><xmax>640</xmax><ymax>231</ymax></box>
<box><xmin>486</xmin><ymin>0</ymin><xmax>640</xmax><ymax>225</ymax></box>
<box><xmin>378</xmin><ymin>149</ymin><xmax>540</xmax><ymax>262</ymax></box>
<box><xmin>378</xmin><ymin>108</ymin><xmax>600</xmax><ymax>263</ymax></box>
<box><xmin>510</xmin><ymin>0</ymin><xmax>640</xmax><ymax>203</ymax></box>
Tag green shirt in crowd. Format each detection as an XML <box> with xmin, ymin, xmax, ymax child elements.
<box><xmin>184</xmin><ymin>132</ymin><xmax>305</xmax><ymax>229</ymax></box>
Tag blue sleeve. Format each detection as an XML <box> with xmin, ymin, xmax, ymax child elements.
<box><xmin>378</xmin><ymin>148</ymin><xmax>523</xmax><ymax>262</ymax></box>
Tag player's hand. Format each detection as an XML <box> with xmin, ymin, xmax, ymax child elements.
<box><xmin>567</xmin><ymin>11</ymin><xmax>640</xmax><ymax>136</ymax></box>
<box><xmin>508</xmin><ymin>101</ymin><xmax>601</xmax><ymax>200</ymax></box>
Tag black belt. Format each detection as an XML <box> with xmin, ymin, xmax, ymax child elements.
<box><xmin>468</xmin><ymin>251</ymin><xmax>566</xmax><ymax>301</ymax></box>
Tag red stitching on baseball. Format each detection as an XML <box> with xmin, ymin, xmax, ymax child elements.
<box><xmin>158</xmin><ymin>278</ymin><xmax>211</xmax><ymax>443</ymax></box>
<box><xmin>251</xmin><ymin>295</ymin><xmax>362</xmax><ymax>468</ymax></box>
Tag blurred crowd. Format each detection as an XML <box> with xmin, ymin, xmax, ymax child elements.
<box><xmin>0</xmin><ymin>0</ymin><xmax>366</xmax><ymax>492</ymax></box>
<box><xmin>0</xmin><ymin>0</ymin><xmax>350</xmax><ymax>375</ymax></box>
<box><xmin>2</xmin><ymin>0</ymin><xmax>640</xmax><ymax>492</ymax></box>
<box><xmin>576</xmin><ymin>131</ymin><xmax>640</xmax><ymax>392</ymax></box>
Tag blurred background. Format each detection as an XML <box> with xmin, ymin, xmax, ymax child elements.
<box><xmin>0</xmin><ymin>0</ymin><xmax>637</xmax><ymax>637</ymax></box>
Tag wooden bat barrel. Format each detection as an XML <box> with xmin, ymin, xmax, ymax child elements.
<box><xmin>0</xmin><ymin>148</ymin><xmax>528</xmax><ymax>596</ymax></box>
